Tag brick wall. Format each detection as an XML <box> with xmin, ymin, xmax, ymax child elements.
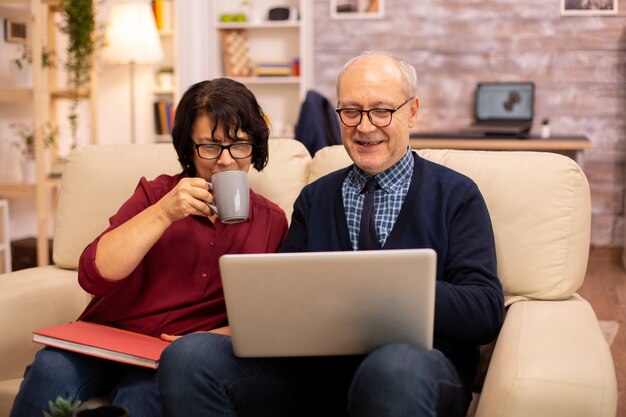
<box><xmin>311</xmin><ymin>0</ymin><xmax>626</xmax><ymax>246</ymax></box>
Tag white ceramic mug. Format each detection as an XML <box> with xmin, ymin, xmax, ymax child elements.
<box><xmin>206</xmin><ymin>171</ymin><xmax>249</xmax><ymax>224</ymax></box>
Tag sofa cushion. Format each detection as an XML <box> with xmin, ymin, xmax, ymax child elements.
<box><xmin>0</xmin><ymin>379</ymin><xmax>21</xmax><ymax>417</ymax></box>
<box><xmin>54</xmin><ymin>144</ymin><xmax>181</xmax><ymax>269</ymax></box>
<box><xmin>0</xmin><ymin>266</ymin><xmax>87</xmax><ymax>381</ymax></box>
<box><xmin>248</xmin><ymin>139</ymin><xmax>311</xmax><ymax>223</ymax></box>
<box><xmin>418</xmin><ymin>149</ymin><xmax>590</xmax><ymax>303</ymax></box>
<box><xmin>54</xmin><ymin>140</ymin><xmax>311</xmax><ymax>270</ymax></box>
<box><xmin>309</xmin><ymin>146</ymin><xmax>591</xmax><ymax>302</ymax></box>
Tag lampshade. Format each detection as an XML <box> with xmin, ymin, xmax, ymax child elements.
<box><xmin>102</xmin><ymin>1</ymin><xmax>164</xmax><ymax>64</ymax></box>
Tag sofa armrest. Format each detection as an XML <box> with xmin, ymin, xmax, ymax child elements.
<box><xmin>0</xmin><ymin>267</ymin><xmax>89</xmax><ymax>381</ymax></box>
<box><xmin>476</xmin><ymin>295</ymin><xmax>617</xmax><ymax>417</ymax></box>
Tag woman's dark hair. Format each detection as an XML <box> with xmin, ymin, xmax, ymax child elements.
<box><xmin>172</xmin><ymin>78</ymin><xmax>270</xmax><ymax>176</ymax></box>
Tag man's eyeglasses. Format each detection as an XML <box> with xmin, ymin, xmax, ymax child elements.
<box><xmin>335</xmin><ymin>98</ymin><xmax>412</xmax><ymax>128</ymax></box>
<box><xmin>192</xmin><ymin>141</ymin><xmax>254</xmax><ymax>160</ymax></box>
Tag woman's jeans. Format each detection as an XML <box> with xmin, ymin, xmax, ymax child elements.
<box><xmin>159</xmin><ymin>333</ymin><xmax>470</xmax><ymax>417</ymax></box>
<box><xmin>9</xmin><ymin>347</ymin><xmax>161</xmax><ymax>417</ymax></box>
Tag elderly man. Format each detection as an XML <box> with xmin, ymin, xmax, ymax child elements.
<box><xmin>159</xmin><ymin>51</ymin><xmax>504</xmax><ymax>417</ymax></box>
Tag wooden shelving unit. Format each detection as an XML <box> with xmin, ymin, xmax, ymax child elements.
<box><xmin>0</xmin><ymin>0</ymin><xmax>97</xmax><ymax>266</ymax></box>
<box><xmin>208</xmin><ymin>1</ymin><xmax>312</xmax><ymax>138</ymax></box>
<box><xmin>174</xmin><ymin>0</ymin><xmax>311</xmax><ymax>139</ymax></box>
<box><xmin>0</xmin><ymin>199</ymin><xmax>10</xmax><ymax>273</ymax></box>
<box><xmin>152</xmin><ymin>0</ymin><xmax>176</xmax><ymax>142</ymax></box>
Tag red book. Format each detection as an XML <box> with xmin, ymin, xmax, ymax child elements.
<box><xmin>32</xmin><ymin>321</ymin><xmax>170</xmax><ymax>369</ymax></box>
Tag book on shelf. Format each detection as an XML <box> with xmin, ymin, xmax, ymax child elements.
<box><xmin>161</xmin><ymin>0</ymin><xmax>173</xmax><ymax>32</ymax></box>
<box><xmin>255</xmin><ymin>61</ymin><xmax>293</xmax><ymax>77</ymax></box>
<box><xmin>153</xmin><ymin>100</ymin><xmax>175</xmax><ymax>135</ymax></box>
<box><xmin>32</xmin><ymin>321</ymin><xmax>170</xmax><ymax>369</ymax></box>
<box><xmin>152</xmin><ymin>0</ymin><xmax>173</xmax><ymax>32</ymax></box>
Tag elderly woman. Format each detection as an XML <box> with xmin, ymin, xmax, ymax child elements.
<box><xmin>9</xmin><ymin>78</ymin><xmax>288</xmax><ymax>417</ymax></box>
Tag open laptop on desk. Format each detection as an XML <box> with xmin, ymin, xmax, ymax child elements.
<box><xmin>461</xmin><ymin>82</ymin><xmax>535</xmax><ymax>137</ymax></box>
<box><xmin>219</xmin><ymin>249</ymin><xmax>436</xmax><ymax>357</ymax></box>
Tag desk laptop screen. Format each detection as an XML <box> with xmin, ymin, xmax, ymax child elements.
<box><xmin>219</xmin><ymin>249</ymin><xmax>437</xmax><ymax>358</ymax></box>
<box><xmin>476</xmin><ymin>82</ymin><xmax>534</xmax><ymax>121</ymax></box>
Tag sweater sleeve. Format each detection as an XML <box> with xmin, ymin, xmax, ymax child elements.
<box><xmin>434</xmin><ymin>182</ymin><xmax>504</xmax><ymax>345</ymax></box>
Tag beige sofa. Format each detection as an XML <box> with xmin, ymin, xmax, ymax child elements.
<box><xmin>0</xmin><ymin>139</ymin><xmax>616</xmax><ymax>417</ymax></box>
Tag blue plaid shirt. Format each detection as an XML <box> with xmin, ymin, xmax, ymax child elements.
<box><xmin>343</xmin><ymin>149</ymin><xmax>414</xmax><ymax>250</ymax></box>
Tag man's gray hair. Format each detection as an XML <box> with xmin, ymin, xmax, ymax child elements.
<box><xmin>336</xmin><ymin>51</ymin><xmax>418</xmax><ymax>99</ymax></box>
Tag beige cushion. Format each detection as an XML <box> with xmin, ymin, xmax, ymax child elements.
<box><xmin>476</xmin><ymin>295</ymin><xmax>617</xmax><ymax>417</ymax></box>
<box><xmin>0</xmin><ymin>380</ymin><xmax>21</xmax><ymax>417</ymax></box>
<box><xmin>309</xmin><ymin>146</ymin><xmax>591</xmax><ymax>302</ymax></box>
<box><xmin>54</xmin><ymin>139</ymin><xmax>312</xmax><ymax>269</ymax></box>
<box><xmin>417</xmin><ymin>150</ymin><xmax>590</xmax><ymax>303</ymax></box>
<box><xmin>308</xmin><ymin>144</ymin><xmax>353</xmax><ymax>182</ymax></box>
<box><xmin>0</xmin><ymin>267</ymin><xmax>87</xmax><ymax>381</ymax></box>
<box><xmin>248</xmin><ymin>139</ymin><xmax>311</xmax><ymax>223</ymax></box>
<box><xmin>54</xmin><ymin>144</ymin><xmax>181</xmax><ymax>269</ymax></box>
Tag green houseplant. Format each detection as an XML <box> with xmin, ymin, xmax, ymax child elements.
<box><xmin>540</xmin><ymin>117</ymin><xmax>551</xmax><ymax>139</ymax></box>
<box><xmin>11</xmin><ymin>122</ymin><xmax>57</xmax><ymax>160</ymax></box>
<box><xmin>58</xmin><ymin>0</ymin><xmax>99</xmax><ymax>148</ymax></box>
<box><xmin>44</xmin><ymin>395</ymin><xmax>82</xmax><ymax>417</ymax></box>
<box><xmin>11</xmin><ymin>122</ymin><xmax>57</xmax><ymax>183</ymax></box>
<box><xmin>157</xmin><ymin>66</ymin><xmax>174</xmax><ymax>89</ymax></box>
<box><xmin>11</xmin><ymin>44</ymin><xmax>55</xmax><ymax>87</ymax></box>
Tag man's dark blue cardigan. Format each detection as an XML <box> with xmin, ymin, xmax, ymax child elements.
<box><xmin>280</xmin><ymin>152</ymin><xmax>505</xmax><ymax>392</ymax></box>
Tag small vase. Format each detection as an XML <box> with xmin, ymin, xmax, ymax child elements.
<box><xmin>540</xmin><ymin>124</ymin><xmax>550</xmax><ymax>139</ymax></box>
<box><xmin>157</xmin><ymin>72</ymin><xmax>173</xmax><ymax>90</ymax></box>
<box><xmin>20</xmin><ymin>159</ymin><xmax>36</xmax><ymax>184</ymax></box>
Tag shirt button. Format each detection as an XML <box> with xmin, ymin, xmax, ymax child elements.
<box><xmin>209</xmin><ymin>241</ymin><xmax>215</xmax><ymax>247</ymax></box>
<box><xmin>202</xmin><ymin>273</ymin><xmax>207</xmax><ymax>278</ymax></box>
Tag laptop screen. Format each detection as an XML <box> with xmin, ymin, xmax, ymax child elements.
<box><xmin>475</xmin><ymin>82</ymin><xmax>534</xmax><ymax>121</ymax></box>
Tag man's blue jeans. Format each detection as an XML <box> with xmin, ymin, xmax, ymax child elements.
<box><xmin>159</xmin><ymin>333</ymin><xmax>469</xmax><ymax>417</ymax></box>
<box><xmin>9</xmin><ymin>347</ymin><xmax>161</xmax><ymax>417</ymax></box>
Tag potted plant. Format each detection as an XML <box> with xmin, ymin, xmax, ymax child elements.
<box><xmin>10</xmin><ymin>122</ymin><xmax>57</xmax><ymax>184</ymax></box>
<box><xmin>10</xmin><ymin>44</ymin><xmax>33</xmax><ymax>87</ymax></box>
<box><xmin>58</xmin><ymin>0</ymin><xmax>100</xmax><ymax>148</ymax></box>
<box><xmin>541</xmin><ymin>117</ymin><xmax>551</xmax><ymax>139</ymax></box>
<box><xmin>44</xmin><ymin>395</ymin><xmax>82</xmax><ymax>417</ymax></box>
<box><xmin>157</xmin><ymin>66</ymin><xmax>174</xmax><ymax>90</ymax></box>
<box><xmin>10</xmin><ymin>44</ymin><xmax>55</xmax><ymax>87</ymax></box>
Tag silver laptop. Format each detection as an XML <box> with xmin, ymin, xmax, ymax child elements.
<box><xmin>462</xmin><ymin>82</ymin><xmax>535</xmax><ymax>137</ymax></box>
<box><xmin>219</xmin><ymin>249</ymin><xmax>437</xmax><ymax>358</ymax></box>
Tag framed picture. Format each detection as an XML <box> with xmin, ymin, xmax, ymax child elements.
<box><xmin>3</xmin><ymin>18</ymin><xmax>27</xmax><ymax>43</ymax></box>
<box><xmin>330</xmin><ymin>0</ymin><xmax>385</xmax><ymax>20</ymax></box>
<box><xmin>561</xmin><ymin>0</ymin><xmax>618</xmax><ymax>15</ymax></box>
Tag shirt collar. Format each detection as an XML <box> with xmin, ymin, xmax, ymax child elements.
<box><xmin>349</xmin><ymin>148</ymin><xmax>414</xmax><ymax>193</ymax></box>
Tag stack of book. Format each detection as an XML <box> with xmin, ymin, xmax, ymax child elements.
<box><xmin>153</xmin><ymin>100</ymin><xmax>175</xmax><ymax>135</ymax></box>
<box><xmin>255</xmin><ymin>62</ymin><xmax>292</xmax><ymax>77</ymax></box>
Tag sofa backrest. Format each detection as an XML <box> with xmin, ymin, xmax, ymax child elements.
<box><xmin>309</xmin><ymin>145</ymin><xmax>591</xmax><ymax>303</ymax></box>
<box><xmin>53</xmin><ymin>139</ymin><xmax>311</xmax><ymax>269</ymax></box>
<box><xmin>54</xmin><ymin>144</ymin><xmax>181</xmax><ymax>269</ymax></box>
<box><xmin>53</xmin><ymin>140</ymin><xmax>591</xmax><ymax>303</ymax></box>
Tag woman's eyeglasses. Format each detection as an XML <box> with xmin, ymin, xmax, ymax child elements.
<box><xmin>192</xmin><ymin>142</ymin><xmax>253</xmax><ymax>160</ymax></box>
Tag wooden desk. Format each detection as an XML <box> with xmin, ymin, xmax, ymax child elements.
<box><xmin>409</xmin><ymin>133</ymin><xmax>591</xmax><ymax>166</ymax></box>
